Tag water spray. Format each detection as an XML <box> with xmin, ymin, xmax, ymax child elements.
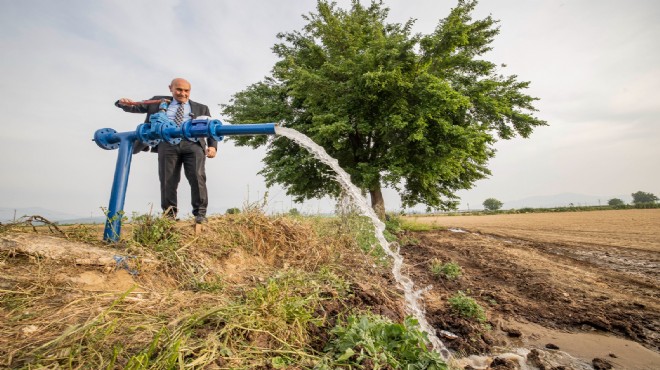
<box><xmin>274</xmin><ymin>127</ymin><xmax>451</xmax><ymax>359</ymax></box>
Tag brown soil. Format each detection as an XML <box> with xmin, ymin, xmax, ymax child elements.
<box><xmin>402</xmin><ymin>209</ymin><xmax>660</xmax><ymax>369</ymax></box>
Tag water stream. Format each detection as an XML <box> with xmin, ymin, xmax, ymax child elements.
<box><xmin>274</xmin><ymin>127</ymin><xmax>451</xmax><ymax>359</ymax></box>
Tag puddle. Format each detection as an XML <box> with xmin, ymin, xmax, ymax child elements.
<box><xmin>497</xmin><ymin>319</ymin><xmax>660</xmax><ymax>369</ymax></box>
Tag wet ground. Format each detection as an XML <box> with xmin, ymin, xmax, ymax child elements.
<box><xmin>400</xmin><ymin>210</ymin><xmax>660</xmax><ymax>369</ymax></box>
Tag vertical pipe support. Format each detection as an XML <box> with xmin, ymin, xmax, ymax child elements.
<box><xmin>103</xmin><ymin>133</ymin><xmax>137</xmax><ymax>242</ymax></box>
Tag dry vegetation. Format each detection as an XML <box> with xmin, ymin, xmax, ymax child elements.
<box><xmin>2</xmin><ymin>209</ymin><xmax>659</xmax><ymax>369</ymax></box>
<box><xmin>0</xmin><ymin>209</ymin><xmax>446</xmax><ymax>369</ymax></box>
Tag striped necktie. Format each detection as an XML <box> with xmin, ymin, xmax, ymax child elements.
<box><xmin>175</xmin><ymin>103</ymin><xmax>185</xmax><ymax>125</ymax></box>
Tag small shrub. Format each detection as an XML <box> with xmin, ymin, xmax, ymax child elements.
<box><xmin>131</xmin><ymin>212</ymin><xmax>179</xmax><ymax>251</ymax></box>
<box><xmin>430</xmin><ymin>260</ymin><xmax>462</xmax><ymax>280</ymax></box>
<box><xmin>322</xmin><ymin>313</ymin><xmax>447</xmax><ymax>369</ymax></box>
<box><xmin>384</xmin><ymin>213</ymin><xmax>403</xmax><ymax>234</ymax></box>
<box><xmin>448</xmin><ymin>291</ymin><xmax>487</xmax><ymax>323</ymax></box>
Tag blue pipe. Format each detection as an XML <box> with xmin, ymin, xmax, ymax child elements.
<box><xmin>94</xmin><ymin>118</ymin><xmax>276</xmax><ymax>242</ymax></box>
<box><xmin>103</xmin><ymin>132</ymin><xmax>137</xmax><ymax>241</ymax></box>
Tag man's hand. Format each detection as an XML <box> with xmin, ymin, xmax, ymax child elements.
<box><xmin>117</xmin><ymin>98</ymin><xmax>135</xmax><ymax>106</ymax></box>
<box><xmin>206</xmin><ymin>147</ymin><xmax>217</xmax><ymax>158</ymax></box>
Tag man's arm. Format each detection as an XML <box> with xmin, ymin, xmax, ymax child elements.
<box><xmin>114</xmin><ymin>96</ymin><xmax>168</xmax><ymax>113</ymax></box>
<box><xmin>115</xmin><ymin>98</ymin><xmax>149</xmax><ymax>113</ymax></box>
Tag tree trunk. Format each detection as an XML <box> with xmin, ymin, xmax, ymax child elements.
<box><xmin>369</xmin><ymin>187</ymin><xmax>386</xmax><ymax>220</ymax></box>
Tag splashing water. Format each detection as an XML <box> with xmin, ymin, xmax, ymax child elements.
<box><xmin>275</xmin><ymin>127</ymin><xmax>450</xmax><ymax>359</ymax></box>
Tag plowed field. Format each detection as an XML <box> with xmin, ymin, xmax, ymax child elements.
<box><xmin>403</xmin><ymin>209</ymin><xmax>660</xmax><ymax>369</ymax></box>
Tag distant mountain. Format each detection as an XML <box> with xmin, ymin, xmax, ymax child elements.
<box><xmin>0</xmin><ymin>207</ymin><xmax>84</xmax><ymax>223</ymax></box>
<box><xmin>502</xmin><ymin>193</ymin><xmax>631</xmax><ymax>210</ymax></box>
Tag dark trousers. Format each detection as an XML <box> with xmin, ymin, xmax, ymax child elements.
<box><xmin>157</xmin><ymin>141</ymin><xmax>208</xmax><ymax>217</ymax></box>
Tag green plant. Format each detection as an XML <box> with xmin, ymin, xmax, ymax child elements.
<box><xmin>321</xmin><ymin>313</ymin><xmax>447</xmax><ymax>369</ymax></box>
<box><xmin>131</xmin><ymin>212</ymin><xmax>179</xmax><ymax>251</ymax></box>
<box><xmin>448</xmin><ymin>291</ymin><xmax>487</xmax><ymax>323</ymax></box>
<box><xmin>430</xmin><ymin>260</ymin><xmax>462</xmax><ymax>280</ymax></box>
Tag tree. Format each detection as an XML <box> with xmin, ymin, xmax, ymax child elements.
<box><xmin>222</xmin><ymin>0</ymin><xmax>546</xmax><ymax>217</ymax></box>
<box><xmin>482</xmin><ymin>198</ymin><xmax>503</xmax><ymax>211</ymax></box>
<box><xmin>631</xmin><ymin>191</ymin><xmax>658</xmax><ymax>205</ymax></box>
<box><xmin>607</xmin><ymin>198</ymin><xmax>625</xmax><ymax>207</ymax></box>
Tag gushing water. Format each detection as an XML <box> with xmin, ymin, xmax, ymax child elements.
<box><xmin>275</xmin><ymin>127</ymin><xmax>450</xmax><ymax>359</ymax></box>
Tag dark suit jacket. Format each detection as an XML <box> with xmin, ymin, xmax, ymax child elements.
<box><xmin>115</xmin><ymin>95</ymin><xmax>218</xmax><ymax>153</ymax></box>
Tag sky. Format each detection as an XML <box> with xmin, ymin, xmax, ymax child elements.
<box><xmin>1</xmin><ymin>0</ymin><xmax>658</xmax><ymax>219</ymax></box>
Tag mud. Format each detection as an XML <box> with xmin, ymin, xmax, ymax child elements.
<box><xmin>400</xmin><ymin>210</ymin><xmax>660</xmax><ymax>369</ymax></box>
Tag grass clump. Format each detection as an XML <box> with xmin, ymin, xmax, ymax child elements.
<box><xmin>130</xmin><ymin>212</ymin><xmax>179</xmax><ymax>251</ymax></box>
<box><xmin>448</xmin><ymin>291</ymin><xmax>487</xmax><ymax>323</ymax></box>
<box><xmin>319</xmin><ymin>313</ymin><xmax>447</xmax><ymax>369</ymax></box>
<box><xmin>430</xmin><ymin>260</ymin><xmax>463</xmax><ymax>280</ymax></box>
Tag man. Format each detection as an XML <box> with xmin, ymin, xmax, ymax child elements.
<box><xmin>115</xmin><ymin>78</ymin><xmax>217</xmax><ymax>224</ymax></box>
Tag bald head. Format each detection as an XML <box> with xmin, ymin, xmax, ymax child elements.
<box><xmin>169</xmin><ymin>78</ymin><xmax>191</xmax><ymax>103</ymax></box>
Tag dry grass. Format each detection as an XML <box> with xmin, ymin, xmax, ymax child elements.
<box><xmin>0</xmin><ymin>208</ymin><xmax>407</xmax><ymax>368</ymax></box>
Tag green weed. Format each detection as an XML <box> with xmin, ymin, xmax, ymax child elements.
<box><xmin>320</xmin><ymin>313</ymin><xmax>447</xmax><ymax>369</ymax></box>
<box><xmin>448</xmin><ymin>291</ymin><xmax>487</xmax><ymax>323</ymax></box>
<box><xmin>430</xmin><ymin>260</ymin><xmax>463</xmax><ymax>280</ymax></box>
<box><xmin>130</xmin><ymin>212</ymin><xmax>179</xmax><ymax>251</ymax></box>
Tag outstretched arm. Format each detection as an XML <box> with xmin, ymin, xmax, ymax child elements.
<box><xmin>114</xmin><ymin>97</ymin><xmax>167</xmax><ymax>113</ymax></box>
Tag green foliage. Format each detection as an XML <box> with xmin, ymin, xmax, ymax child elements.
<box><xmin>226</xmin><ymin>207</ymin><xmax>241</xmax><ymax>214</ymax></box>
<box><xmin>482</xmin><ymin>198</ymin><xmax>503</xmax><ymax>211</ymax></box>
<box><xmin>385</xmin><ymin>213</ymin><xmax>403</xmax><ymax>234</ymax></box>
<box><xmin>400</xmin><ymin>218</ymin><xmax>443</xmax><ymax>232</ymax></box>
<box><xmin>321</xmin><ymin>313</ymin><xmax>447</xmax><ymax>369</ymax></box>
<box><xmin>130</xmin><ymin>212</ymin><xmax>179</xmax><ymax>251</ymax></box>
<box><xmin>607</xmin><ymin>198</ymin><xmax>625</xmax><ymax>207</ymax></box>
<box><xmin>448</xmin><ymin>291</ymin><xmax>487</xmax><ymax>323</ymax></box>
<box><xmin>430</xmin><ymin>260</ymin><xmax>463</xmax><ymax>280</ymax></box>
<box><xmin>222</xmin><ymin>0</ymin><xmax>546</xmax><ymax>213</ymax></box>
<box><xmin>631</xmin><ymin>191</ymin><xmax>658</xmax><ymax>205</ymax></box>
<box><xmin>288</xmin><ymin>207</ymin><xmax>301</xmax><ymax>216</ymax></box>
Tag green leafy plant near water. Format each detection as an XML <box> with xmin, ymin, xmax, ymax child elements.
<box><xmin>319</xmin><ymin>313</ymin><xmax>447</xmax><ymax>369</ymax></box>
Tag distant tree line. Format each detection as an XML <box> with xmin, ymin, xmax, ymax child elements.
<box><xmin>481</xmin><ymin>190</ymin><xmax>658</xmax><ymax>213</ymax></box>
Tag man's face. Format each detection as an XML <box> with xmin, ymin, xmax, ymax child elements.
<box><xmin>169</xmin><ymin>79</ymin><xmax>191</xmax><ymax>103</ymax></box>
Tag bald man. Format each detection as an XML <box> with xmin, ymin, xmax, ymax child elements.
<box><xmin>115</xmin><ymin>78</ymin><xmax>217</xmax><ymax>223</ymax></box>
